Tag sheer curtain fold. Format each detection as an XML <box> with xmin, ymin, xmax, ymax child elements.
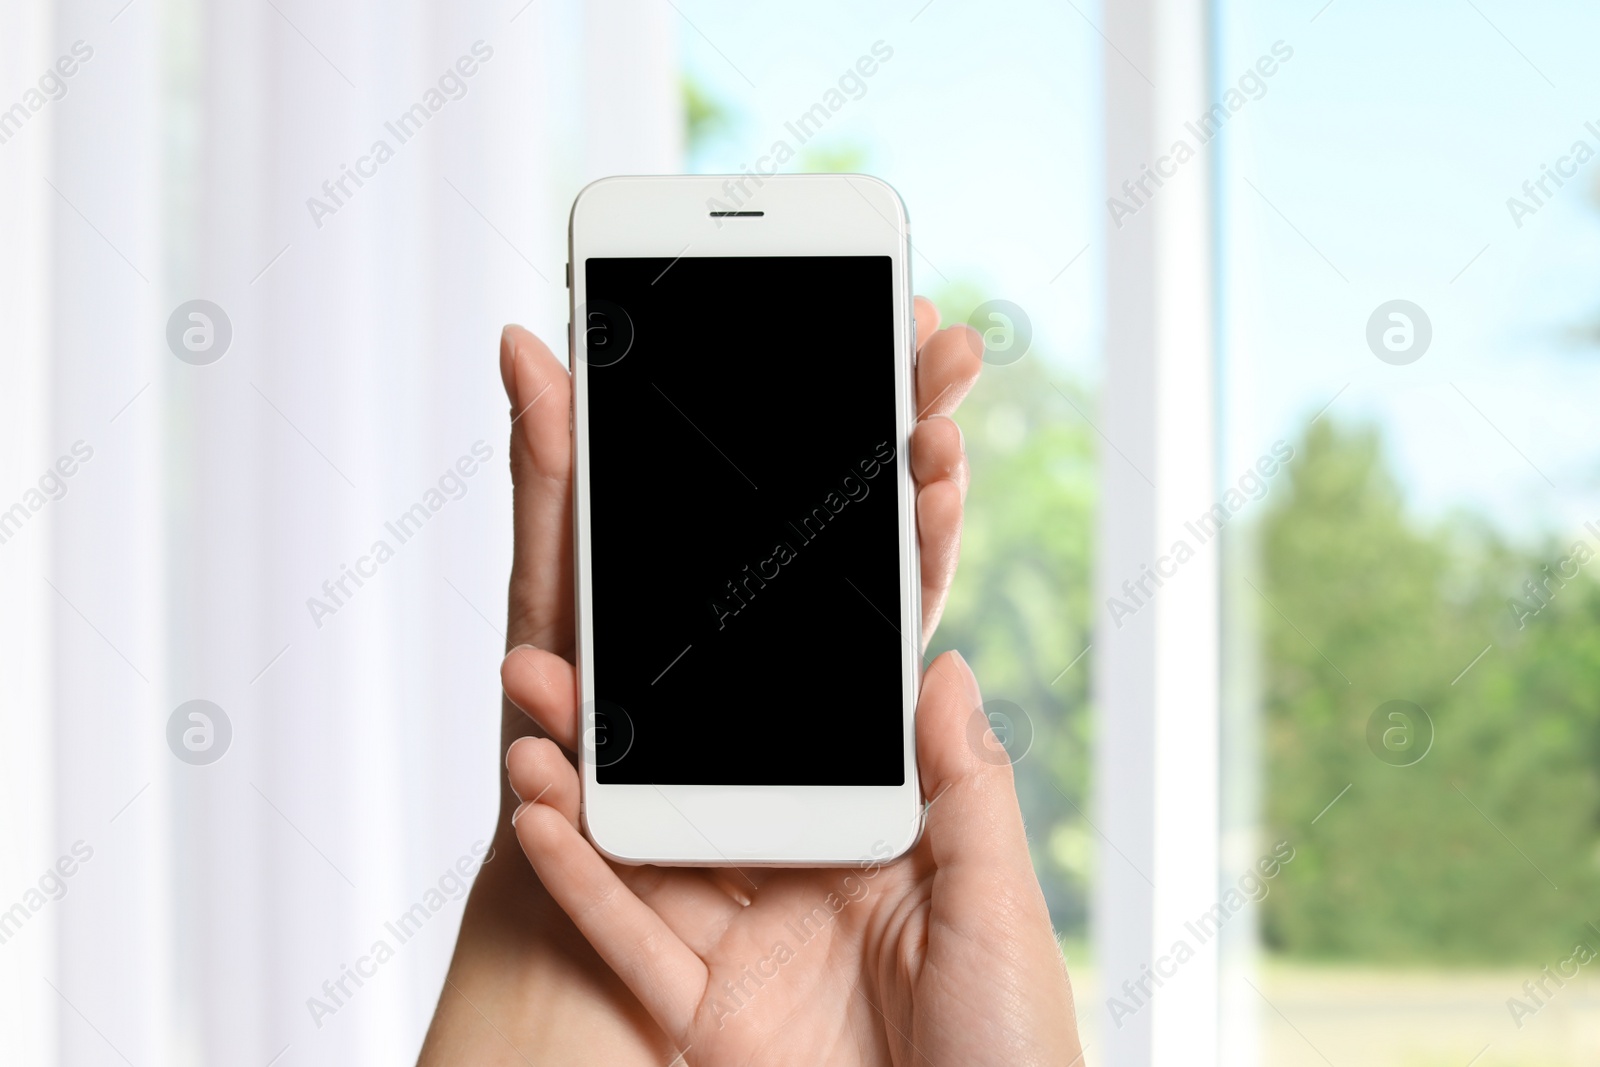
<box><xmin>2</xmin><ymin>1</ymin><xmax>679</xmax><ymax>1063</ymax></box>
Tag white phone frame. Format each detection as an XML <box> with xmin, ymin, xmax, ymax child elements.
<box><xmin>568</xmin><ymin>174</ymin><xmax>923</xmax><ymax>866</ymax></box>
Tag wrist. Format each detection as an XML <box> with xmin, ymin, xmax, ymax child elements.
<box><xmin>419</xmin><ymin>824</ymin><xmax>670</xmax><ymax>1065</ymax></box>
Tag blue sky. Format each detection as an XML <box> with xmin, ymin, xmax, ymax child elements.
<box><xmin>679</xmin><ymin>0</ymin><xmax>1600</xmax><ymax>541</ymax></box>
<box><xmin>1217</xmin><ymin>0</ymin><xmax>1600</xmax><ymax>538</ymax></box>
<box><xmin>678</xmin><ymin>0</ymin><xmax>1102</xmax><ymax>380</ymax></box>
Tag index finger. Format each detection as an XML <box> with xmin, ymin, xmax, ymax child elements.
<box><xmin>502</xmin><ymin>644</ymin><xmax>580</xmax><ymax>751</ymax></box>
<box><xmin>501</xmin><ymin>325</ymin><xmax>576</xmax><ymax>656</ymax></box>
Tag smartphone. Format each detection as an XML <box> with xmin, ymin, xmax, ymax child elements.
<box><xmin>568</xmin><ymin>174</ymin><xmax>923</xmax><ymax>866</ymax></box>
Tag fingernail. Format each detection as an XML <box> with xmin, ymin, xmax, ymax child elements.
<box><xmin>500</xmin><ymin>326</ymin><xmax>522</xmax><ymax>408</ymax></box>
<box><xmin>507</xmin><ymin>749</ymin><xmax>525</xmax><ymax>802</ymax></box>
<box><xmin>505</xmin><ymin>735</ymin><xmax>536</xmax><ymax>793</ymax></box>
<box><xmin>502</xmin><ymin>644</ymin><xmax>537</xmax><ymax>669</ymax></box>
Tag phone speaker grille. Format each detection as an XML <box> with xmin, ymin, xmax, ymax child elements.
<box><xmin>708</xmin><ymin>211</ymin><xmax>764</xmax><ymax>217</ymax></box>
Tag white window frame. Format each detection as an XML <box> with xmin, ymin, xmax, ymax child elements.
<box><xmin>1093</xmin><ymin>1</ymin><xmax>1223</xmax><ymax>1065</ymax></box>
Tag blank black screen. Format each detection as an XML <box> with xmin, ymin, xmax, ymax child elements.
<box><xmin>583</xmin><ymin>255</ymin><xmax>905</xmax><ymax>785</ymax></box>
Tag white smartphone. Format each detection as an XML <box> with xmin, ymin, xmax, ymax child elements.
<box><xmin>568</xmin><ymin>174</ymin><xmax>923</xmax><ymax>866</ymax></box>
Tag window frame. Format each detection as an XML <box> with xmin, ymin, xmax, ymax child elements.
<box><xmin>1093</xmin><ymin>1</ymin><xmax>1223</xmax><ymax>1064</ymax></box>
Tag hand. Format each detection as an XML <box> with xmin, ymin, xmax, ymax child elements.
<box><xmin>505</xmin><ymin>649</ymin><xmax>1082</xmax><ymax>1066</ymax></box>
<box><xmin>419</xmin><ymin>298</ymin><xmax>1079</xmax><ymax>1064</ymax></box>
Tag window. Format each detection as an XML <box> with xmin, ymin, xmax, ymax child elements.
<box><xmin>1217</xmin><ymin>3</ymin><xmax>1600</xmax><ymax>1065</ymax></box>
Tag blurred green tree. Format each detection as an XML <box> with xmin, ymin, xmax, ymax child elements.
<box><xmin>795</xmin><ymin>142</ymin><xmax>870</xmax><ymax>174</ymax></box>
<box><xmin>683</xmin><ymin>76</ymin><xmax>733</xmax><ymax>164</ymax></box>
<box><xmin>1258</xmin><ymin>418</ymin><xmax>1600</xmax><ymax>963</ymax></box>
<box><xmin>923</xmin><ymin>284</ymin><xmax>1097</xmax><ymax>939</ymax></box>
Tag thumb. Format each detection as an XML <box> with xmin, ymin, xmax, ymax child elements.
<box><xmin>915</xmin><ymin>651</ymin><xmax>1037</xmax><ymax>880</ymax></box>
<box><xmin>914</xmin><ymin>654</ymin><xmax>1084</xmax><ymax>1067</ymax></box>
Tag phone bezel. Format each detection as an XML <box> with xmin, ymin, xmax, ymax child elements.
<box><xmin>567</xmin><ymin>174</ymin><xmax>923</xmax><ymax>867</ymax></box>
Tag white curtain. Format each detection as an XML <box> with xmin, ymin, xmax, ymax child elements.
<box><xmin>0</xmin><ymin>1</ymin><xmax>680</xmax><ymax>1063</ymax></box>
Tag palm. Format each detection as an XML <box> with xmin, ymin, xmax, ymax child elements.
<box><xmin>507</xmin><ymin>649</ymin><xmax>1078</xmax><ymax>1067</ymax></box>
<box><xmin>636</xmin><ymin>831</ymin><xmax>1065</xmax><ymax>1067</ymax></box>
<box><xmin>668</xmin><ymin>864</ymin><xmax>914</xmax><ymax>1065</ymax></box>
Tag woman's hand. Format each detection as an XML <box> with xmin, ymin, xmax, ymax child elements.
<box><xmin>504</xmin><ymin>645</ymin><xmax>1082</xmax><ymax>1066</ymax></box>
<box><xmin>420</xmin><ymin>298</ymin><xmax>1080</xmax><ymax>1064</ymax></box>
